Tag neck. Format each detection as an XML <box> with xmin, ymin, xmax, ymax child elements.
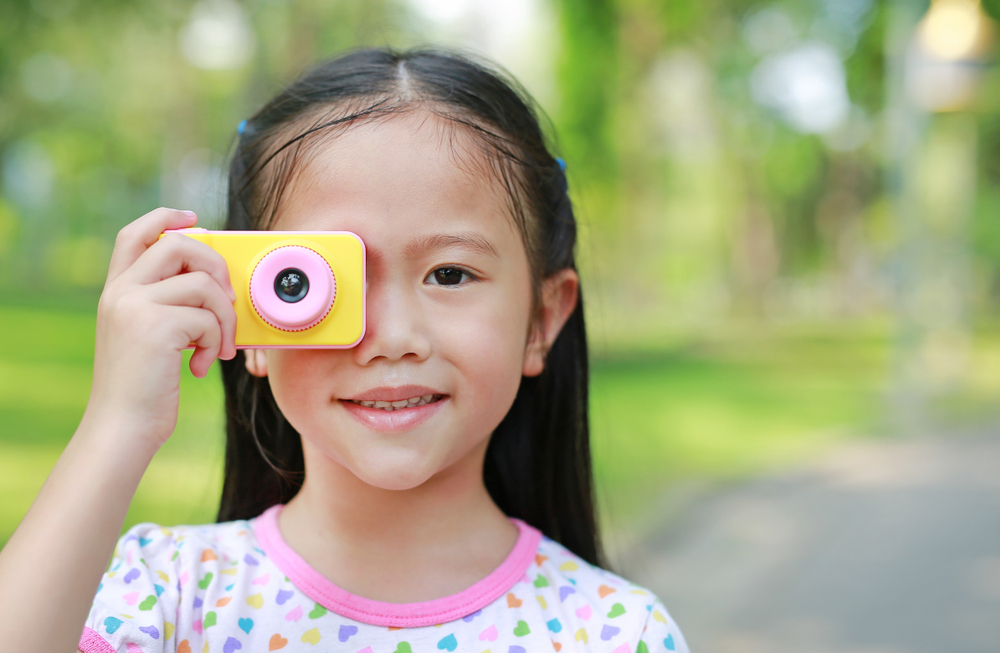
<box><xmin>276</xmin><ymin>439</ymin><xmax>518</xmax><ymax>602</ymax></box>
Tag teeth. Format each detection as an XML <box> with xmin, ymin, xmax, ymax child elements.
<box><xmin>351</xmin><ymin>394</ymin><xmax>440</xmax><ymax>411</ymax></box>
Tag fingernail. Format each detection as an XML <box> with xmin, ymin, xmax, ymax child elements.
<box><xmin>183</xmin><ymin>210</ymin><xmax>197</xmax><ymax>219</ymax></box>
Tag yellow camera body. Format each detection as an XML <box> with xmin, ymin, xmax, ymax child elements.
<box><xmin>166</xmin><ymin>229</ymin><xmax>365</xmax><ymax>348</ymax></box>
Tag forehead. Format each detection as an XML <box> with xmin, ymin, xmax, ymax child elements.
<box><xmin>273</xmin><ymin>111</ymin><xmax>519</xmax><ymax>243</ymax></box>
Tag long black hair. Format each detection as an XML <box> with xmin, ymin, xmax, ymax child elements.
<box><xmin>216</xmin><ymin>48</ymin><xmax>603</xmax><ymax>567</ymax></box>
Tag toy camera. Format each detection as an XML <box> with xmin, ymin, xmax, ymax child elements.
<box><xmin>163</xmin><ymin>229</ymin><xmax>365</xmax><ymax>348</ymax></box>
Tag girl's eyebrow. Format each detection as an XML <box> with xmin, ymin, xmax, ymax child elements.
<box><xmin>404</xmin><ymin>232</ymin><xmax>500</xmax><ymax>259</ymax></box>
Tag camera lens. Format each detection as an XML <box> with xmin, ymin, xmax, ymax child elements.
<box><xmin>274</xmin><ymin>268</ymin><xmax>309</xmax><ymax>303</ymax></box>
<box><xmin>250</xmin><ymin>245</ymin><xmax>335</xmax><ymax>330</ymax></box>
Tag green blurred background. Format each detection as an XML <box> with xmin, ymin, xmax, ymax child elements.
<box><xmin>2</xmin><ymin>0</ymin><xmax>1000</xmax><ymax>549</ymax></box>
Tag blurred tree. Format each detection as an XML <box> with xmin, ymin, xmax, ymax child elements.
<box><xmin>0</xmin><ymin>0</ymin><xmax>408</xmax><ymax>292</ymax></box>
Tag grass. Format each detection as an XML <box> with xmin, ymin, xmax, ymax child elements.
<box><xmin>0</xmin><ymin>300</ymin><xmax>226</xmax><ymax>545</ymax></box>
<box><xmin>589</xmin><ymin>324</ymin><xmax>891</xmax><ymax>523</ymax></box>
<box><xmin>4</xmin><ymin>300</ymin><xmax>995</xmax><ymax>549</ymax></box>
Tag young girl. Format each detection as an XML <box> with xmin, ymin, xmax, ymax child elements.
<box><xmin>0</xmin><ymin>48</ymin><xmax>688</xmax><ymax>653</ymax></box>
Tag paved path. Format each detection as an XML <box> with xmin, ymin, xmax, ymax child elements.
<box><xmin>612</xmin><ymin>434</ymin><xmax>1000</xmax><ymax>653</ymax></box>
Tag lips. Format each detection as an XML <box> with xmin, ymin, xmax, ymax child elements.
<box><xmin>345</xmin><ymin>384</ymin><xmax>445</xmax><ymax>403</ymax></box>
<box><xmin>339</xmin><ymin>385</ymin><xmax>448</xmax><ymax>432</ymax></box>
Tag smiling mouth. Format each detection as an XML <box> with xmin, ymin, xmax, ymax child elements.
<box><xmin>346</xmin><ymin>394</ymin><xmax>445</xmax><ymax>411</ymax></box>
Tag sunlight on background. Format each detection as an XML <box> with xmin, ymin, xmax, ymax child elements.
<box><xmin>910</xmin><ymin>0</ymin><xmax>995</xmax><ymax>110</ymax></box>
<box><xmin>409</xmin><ymin>0</ymin><xmax>558</xmax><ymax>107</ymax></box>
<box><xmin>920</xmin><ymin>0</ymin><xmax>991</xmax><ymax>60</ymax></box>
<box><xmin>751</xmin><ymin>41</ymin><xmax>851</xmax><ymax>133</ymax></box>
<box><xmin>179</xmin><ymin>0</ymin><xmax>255</xmax><ymax>71</ymax></box>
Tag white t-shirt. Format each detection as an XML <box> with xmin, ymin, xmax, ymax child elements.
<box><xmin>79</xmin><ymin>505</ymin><xmax>689</xmax><ymax>653</ymax></box>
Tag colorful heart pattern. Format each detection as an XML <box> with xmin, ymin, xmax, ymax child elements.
<box><xmin>84</xmin><ymin>520</ymin><xmax>687</xmax><ymax>653</ymax></box>
<box><xmin>300</xmin><ymin>627</ymin><xmax>321</xmax><ymax>644</ymax></box>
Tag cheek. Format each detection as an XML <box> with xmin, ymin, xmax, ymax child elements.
<box><xmin>265</xmin><ymin>351</ymin><xmax>331</xmax><ymax>431</ymax></box>
<box><xmin>438</xmin><ymin>282</ymin><xmax>533</xmax><ymax>425</ymax></box>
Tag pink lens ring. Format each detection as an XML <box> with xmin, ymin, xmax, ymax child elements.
<box><xmin>250</xmin><ymin>246</ymin><xmax>336</xmax><ymax>331</ymax></box>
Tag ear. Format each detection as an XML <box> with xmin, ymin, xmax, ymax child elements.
<box><xmin>244</xmin><ymin>349</ymin><xmax>269</xmax><ymax>377</ymax></box>
<box><xmin>523</xmin><ymin>268</ymin><xmax>579</xmax><ymax>377</ymax></box>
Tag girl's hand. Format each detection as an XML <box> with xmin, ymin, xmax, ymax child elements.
<box><xmin>0</xmin><ymin>207</ymin><xmax>236</xmax><ymax>652</ymax></box>
<box><xmin>84</xmin><ymin>207</ymin><xmax>237</xmax><ymax>450</ymax></box>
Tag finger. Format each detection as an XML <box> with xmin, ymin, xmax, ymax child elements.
<box><xmin>144</xmin><ymin>272</ymin><xmax>237</xmax><ymax>361</ymax></box>
<box><xmin>127</xmin><ymin>232</ymin><xmax>236</xmax><ymax>302</ymax></box>
<box><xmin>174</xmin><ymin>307</ymin><xmax>223</xmax><ymax>378</ymax></box>
<box><xmin>107</xmin><ymin>208</ymin><xmax>198</xmax><ymax>282</ymax></box>
<box><xmin>190</xmin><ymin>344</ymin><xmax>218</xmax><ymax>379</ymax></box>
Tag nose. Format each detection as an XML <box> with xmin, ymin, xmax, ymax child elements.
<box><xmin>352</xmin><ymin>270</ymin><xmax>431</xmax><ymax>365</ymax></box>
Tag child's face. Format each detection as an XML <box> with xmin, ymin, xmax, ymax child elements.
<box><xmin>256</xmin><ymin>111</ymin><xmax>540</xmax><ymax>491</ymax></box>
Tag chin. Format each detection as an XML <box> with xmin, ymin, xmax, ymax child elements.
<box><xmin>347</xmin><ymin>452</ymin><xmax>441</xmax><ymax>491</ymax></box>
<box><xmin>353</xmin><ymin>466</ymin><xmax>435</xmax><ymax>491</ymax></box>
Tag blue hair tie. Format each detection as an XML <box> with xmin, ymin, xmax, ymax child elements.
<box><xmin>556</xmin><ymin>157</ymin><xmax>566</xmax><ymax>171</ymax></box>
<box><xmin>237</xmin><ymin>119</ymin><xmax>248</xmax><ymax>135</ymax></box>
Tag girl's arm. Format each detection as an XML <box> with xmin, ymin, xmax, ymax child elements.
<box><xmin>0</xmin><ymin>208</ymin><xmax>237</xmax><ymax>653</ymax></box>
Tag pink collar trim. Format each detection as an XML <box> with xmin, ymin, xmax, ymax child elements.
<box><xmin>252</xmin><ymin>504</ymin><xmax>542</xmax><ymax>627</ymax></box>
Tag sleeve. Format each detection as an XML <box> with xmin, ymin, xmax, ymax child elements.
<box><xmin>78</xmin><ymin>523</ymin><xmax>181</xmax><ymax>653</ymax></box>
<box><xmin>636</xmin><ymin>597</ymin><xmax>691</xmax><ymax>653</ymax></box>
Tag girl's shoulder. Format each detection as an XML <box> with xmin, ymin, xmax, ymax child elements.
<box><xmin>528</xmin><ymin>534</ymin><xmax>689</xmax><ymax>652</ymax></box>
<box><xmin>533</xmin><ymin>532</ymin><xmax>662</xmax><ymax>606</ymax></box>
<box><xmin>80</xmin><ymin>517</ymin><xmax>268</xmax><ymax>653</ymax></box>
<box><xmin>109</xmin><ymin>516</ymin><xmax>260</xmax><ymax>569</ymax></box>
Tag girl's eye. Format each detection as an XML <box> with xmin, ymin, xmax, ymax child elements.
<box><xmin>427</xmin><ymin>267</ymin><xmax>474</xmax><ymax>286</ymax></box>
